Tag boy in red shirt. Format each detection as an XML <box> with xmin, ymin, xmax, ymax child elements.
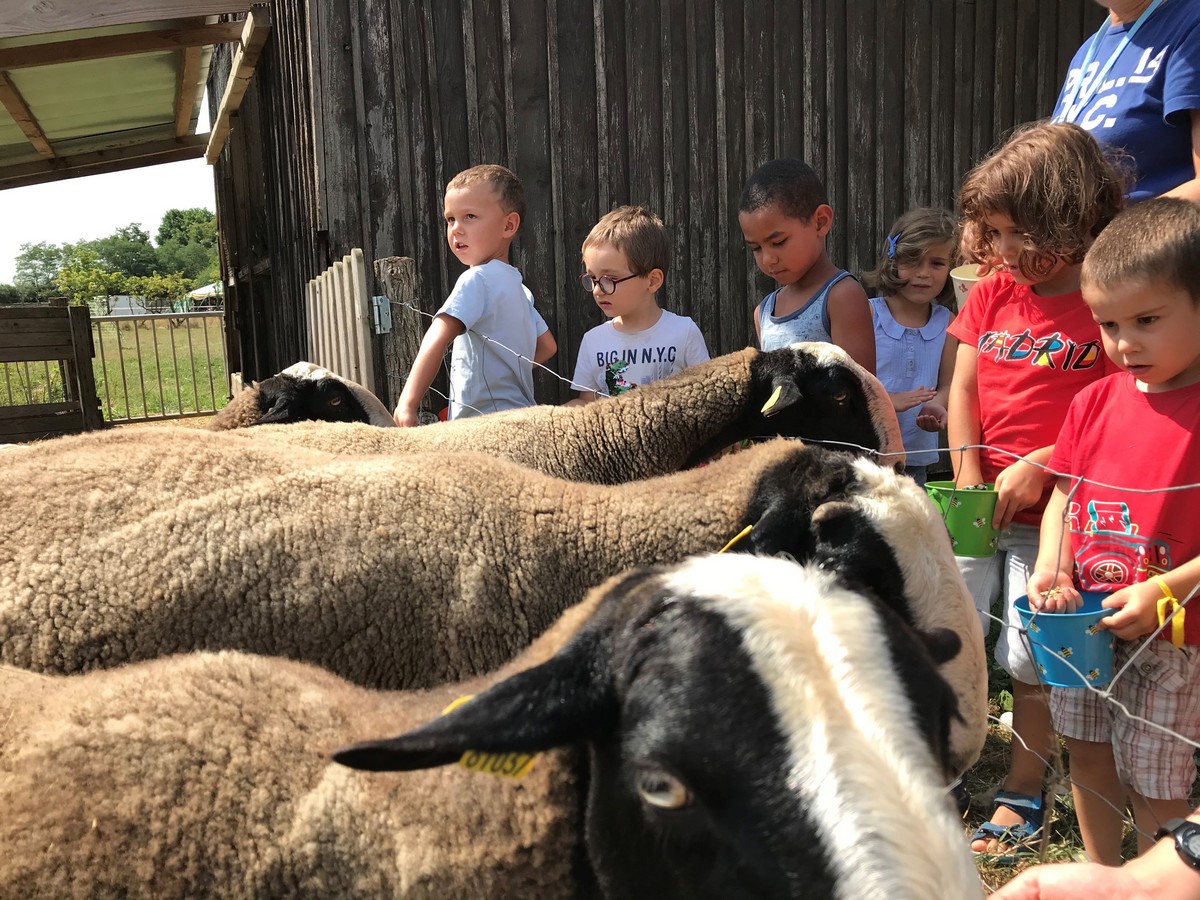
<box><xmin>1028</xmin><ymin>198</ymin><xmax>1200</xmax><ymax>865</ymax></box>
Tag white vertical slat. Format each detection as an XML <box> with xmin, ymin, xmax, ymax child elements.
<box><xmin>319</xmin><ymin>268</ymin><xmax>334</xmax><ymax>371</ymax></box>
<box><xmin>328</xmin><ymin>260</ymin><xmax>344</xmax><ymax>378</ymax></box>
<box><xmin>309</xmin><ymin>280</ymin><xmax>324</xmax><ymax>362</ymax></box>
<box><xmin>348</xmin><ymin>248</ymin><xmax>374</xmax><ymax>393</ymax></box>
<box><xmin>337</xmin><ymin>255</ymin><xmax>354</xmax><ymax>381</ymax></box>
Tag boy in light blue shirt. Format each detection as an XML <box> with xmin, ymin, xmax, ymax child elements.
<box><xmin>394</xmin><ymin>164</ymin><xmax>556</xmax><ymax>424</ymax></box>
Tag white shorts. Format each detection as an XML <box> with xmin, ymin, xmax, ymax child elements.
<box><xmin>956</xmin><ymin>521</ymin><xmax>1041</xmax><ymax>684</ymax></box>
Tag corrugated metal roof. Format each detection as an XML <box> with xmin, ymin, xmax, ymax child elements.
<box><xmin>0</xmin><ymin>7</ymin><xmax>255</xmax><ymax>189</ymax></box>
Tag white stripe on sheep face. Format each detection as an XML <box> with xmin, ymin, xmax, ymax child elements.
<box><xmin>666</xmin><ymin>555</ymin><xmax>979</xmax><ymax>900</ymax></box>
<box><xmin>335</xmin><ymin>553</ymin><xmax>981</xmax><ymax>900</ymax></box>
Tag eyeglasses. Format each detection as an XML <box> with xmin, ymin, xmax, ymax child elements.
<box><xmin>579</xmin><ymin>272</ymin><xmax>639</xmax><ymax>295</ymax></box>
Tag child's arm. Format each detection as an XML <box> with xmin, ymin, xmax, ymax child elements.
<box><xmin>534</xmin><ymin>328</ymin><xmax>557</xmax><ymax>364</ymax></box>
<box><xmin>826</xmin><ymin>280</ymin><xmax>875</xmax><ymax>374</ymax></box>
<box><xmin>947</xmin><ymin>341</ymin><xmax>983</xmax><ymax>486</ymax></box>
<box><xmin>890</xmin><ymin>387</ymin><xmax>938</xmax><ymax>413</ymax></box>
<box><xmin>916</xmin><ymin>333</ymin><xmax>958</xmax><ymax>432</ymax></box>
<box><xmin>1026</xmin><ymin>478</ymin><xmax>1082</xmax><ymax>613</ymax></box>
<box><xmin>993</xmin><ymin>445</ymin><xmax>1055</xmax><ymax>530</ymax></box>
<box><xmin>1100</xmin><ymin>553</ymin><xmax>1200</xmax><ymax>641</ymax></box>
<box><xmin>752</xmin><ymin>301</ymin><xmax>764</xmax><ymax>347</ymax></box>
<box><xmin>393</xmin><ymin>313</ymin><xmax>465</xmax><ymax>427</ymax></box>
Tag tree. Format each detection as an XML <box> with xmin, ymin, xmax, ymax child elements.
<box><xmin>155</xmin><ymin>238</ymin><xmax>213</xmax><ymax>285</ymax></box>
<box><xmin>155</xmin><ymin>208</ymin><xmax>218</xmax><ymax>287</ymax></box>
<box><xmin>126</xmin><ymin>272</ymin><xmax>190</xmax><ymax>313</ymax></box>
<box><xmin>156</xmin><ymin>208</ymin><xmax>216</xmax><ymax>249</ymax></box>
<box><xmin>56</xmin><ymin>247</ymin><xmax>126</xmax><ymax>312</ymax></box>
<box><xmin>83</xmin><ymin>224</ymin><xmax>158</xmax><ymax>278</ymax></box>
<box><xmin>0</xmin><ymin>283</ymin><xmax>25</xmax><ymax>304</ymax></box>
<box><xmin>13</xmin><ymin>241</ymin><xmax>67</xmax><ymax>301</ymax></box>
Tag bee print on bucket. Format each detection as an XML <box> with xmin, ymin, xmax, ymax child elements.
<box><xmin>1059</xmin><ymin>646</ymin><xmax>1073</xmax><ymax>659</ymax></box>
<box><xmin>1088</xmin><ymin>669</ymin><xmax>1101</xmax><ymax>681</ymax></box>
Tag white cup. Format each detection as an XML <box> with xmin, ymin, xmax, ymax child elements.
<box><xmin>950</xmin><ymin>264</ymin><xmax>996</xmax><ymax>307</ymax></box>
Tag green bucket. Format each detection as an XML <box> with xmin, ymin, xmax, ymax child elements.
<box><xmin>925</xmin><ymin>481</ymin><xmax>1000</xmax><ymax>558</ymax></box>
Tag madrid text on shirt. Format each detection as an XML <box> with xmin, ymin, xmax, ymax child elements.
<box><xmin>976</xmin><ymin>329</ymin><xmax>1104</xmax><ymax>370</ymax></box>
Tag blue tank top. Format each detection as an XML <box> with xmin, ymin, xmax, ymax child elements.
<box><xmin>757</xmin><ymin>270</ymin><xmax>855</xmax><ymax>351</ymax></box>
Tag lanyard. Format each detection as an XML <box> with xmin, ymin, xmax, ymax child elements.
<box><xmin>1057</xmin><ymin>0</ymin><xmax>1164</xmax><ymax>123</ymax></box>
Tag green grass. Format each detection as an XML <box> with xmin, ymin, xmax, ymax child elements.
<box><xmin>1</xmin><ymin>318</ymin><xmax>230</xmax><ymax>422</ymax></box>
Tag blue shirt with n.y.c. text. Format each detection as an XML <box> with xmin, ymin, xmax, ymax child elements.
<box><xmin>1052</xmin><ymin>0</ymin><xmax>1200</xmax><ymax>200</ymax></box>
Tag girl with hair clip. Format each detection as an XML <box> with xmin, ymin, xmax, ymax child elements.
<box><xmin>948</xmin><ymin>121</ymin><xmax>1126</xmax><ymax>862</ymax></box>
<box><xmin>864</xmin><ymin>208</ymin><xmax>958</xmax><ymax>488</ymax></box>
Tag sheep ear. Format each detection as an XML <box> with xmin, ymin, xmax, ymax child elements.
<box><xmin>760</xmin><ymin>379</ymin><xmax>802</xmax><ymax>417</ymax></box>
<box><xmin>916</xmin><ymin>626</ymin><xmax>962</xmax><ymax>666</ymax></box>
<box><xmin>333</xmin><ymin>632</ymin><xmax>616</xmax><ymax>773</ymax></box>
<box><xmin>253</xmin><ymin>391</ymin><xmax>295</xmax><ymax>425</ymax></box>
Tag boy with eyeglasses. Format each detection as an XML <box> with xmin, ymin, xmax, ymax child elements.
<box><xmin>393</xmin><ymin>164</ymin><xmax>556</xmax><ymax>425</ymax></box>
<box><xmin>569</xmin><ymin>206</ymin><xmax>709</xmax><ymax>403</ymax></box>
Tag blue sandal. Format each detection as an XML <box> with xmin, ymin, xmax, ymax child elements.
<box><xmin>969</xmin><ymin>790</ymin><xmax>1047</xmax><ymax>864</ymax></box>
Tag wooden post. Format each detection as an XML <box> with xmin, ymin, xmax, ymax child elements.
<box><xmin>67</xmin><ymin>304</ymin><xmax>103</xmax><ymax>430</ymax></box>
<box><xmin>374</xmin><ymin>256</ymin><xmax>427</xmax><ymax>416</ymax></box>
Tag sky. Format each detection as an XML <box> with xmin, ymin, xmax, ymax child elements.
<box><xmin>0</xmin><ymin>99</ymin><xmax>216</xmax><ymax>285</ymax></box>
<box><xmin>0</xmin><ymin>157</ymin><xmax>217</xmax><ymax>285</ymax></box>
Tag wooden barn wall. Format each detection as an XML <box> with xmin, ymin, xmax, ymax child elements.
<box><xmin>210</xmin><ymin>0</ymin><xmax>326</xmax><ymax>382</ymax></box>
<box><xmin>211</xmin><ymin>0</ymin><xmax>1092</xmax><ymax>399</ymax></box>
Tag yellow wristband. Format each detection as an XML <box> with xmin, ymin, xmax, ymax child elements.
<box><xmin>1154</xmin><ymin>576</ymin><xmax>1186</xmax><ymax>649</ymax></box>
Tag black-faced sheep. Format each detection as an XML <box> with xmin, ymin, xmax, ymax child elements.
<box><xmin>0</xmin><ymin>430</ymin><xmax>985</xmax><ymax>776</ymax></box>
<box><xmin>0</xmin><ymin>555</ymin><xmax>982</xmax><ymax>899</ymax></box>
<box><xmin>254</xmin><ymin>342</ymin><xmax>906</xmax><ymax>480</ymax></box>
<box><xmin>209</xmin><ymin>361</ymin><xmax>396</xmax><ymax>429</ymax></box>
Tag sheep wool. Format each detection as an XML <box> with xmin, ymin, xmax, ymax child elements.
<box><xmin>253</xmin><ymin>342</ymin><xmax>906</xmax><ymax>481</ymax></box>
<box><xmin>209</xmin><ymin>361</ymin><xmax>395</xmax><ymax>429</ymax></box>
<box><xmin>0</xmin><ymin>555</ymin><xmax>983</xmax><ymax>900</ymax></box>
<box><xmin>0</xmin><ymin>427</ymin><xmax>985</xmax><ymax>776</ymax></box>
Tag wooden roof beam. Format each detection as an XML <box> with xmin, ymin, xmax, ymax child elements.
<box><xmin>0</xmin><ymin>2</ymin><xmax>255</xmax><ymax>40</ymax></box>
<box><xmin>175</xmin><ymin>45</ymin><xmax>204</xmax><ymax>137</ymax></box>
<box><xmin>0</xmin><ymin>72</ymin><xmax>54</xmax><ymax>159</ymax></box>
<box><xmin>0</xmin><ymin>134</ymin><xmax>208</xmax><ymax>190</ymax></box>
<box><xmin>204</xmin><ymin>6</ymin><xmax>271</xmax><ymax>165</ymax></box>
<box><xmin>0</xmin><ymin>21</ymin><xmax>244</xmax><ymax>70</ymax></box>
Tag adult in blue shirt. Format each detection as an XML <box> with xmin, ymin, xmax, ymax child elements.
<box><xmin>1052</xmin><ymin>0</ymin><xmax>1200</xmax><ymax>201</ymax></box>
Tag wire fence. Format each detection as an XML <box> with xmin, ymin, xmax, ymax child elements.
<box><xmin>389</xmin><ymin>294</ymin><xmax>1200</xmax><ymax>871</ymax></box>
<box><xmin>387</xmin><ymin>297</ymin><xmax>614</xmax><ymax>418</ymax></box>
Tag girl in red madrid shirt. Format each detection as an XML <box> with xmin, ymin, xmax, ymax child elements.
<box><xmin>948</xmin><ymin>121</ymin><xmax>1125</xmax><ymax>860</ymax></box>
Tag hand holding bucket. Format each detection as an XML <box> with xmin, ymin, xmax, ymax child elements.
<box><xmin>1015</xmin><ymin>591</ymin><xmax>1115</xmax><ymax>688</ymax></box>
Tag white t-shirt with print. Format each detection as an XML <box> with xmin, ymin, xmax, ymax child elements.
<box><xmin>571</xmin><ymin>309</ymin><xmax>710</xmax><ymax>397</ymax></box>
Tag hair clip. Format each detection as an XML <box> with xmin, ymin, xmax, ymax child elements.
<box><xmin>886</xmin><ymin>233</ymin><xmax>901</xmax><ymax>259</ymax></box>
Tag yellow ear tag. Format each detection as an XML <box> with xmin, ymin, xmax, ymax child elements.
<box><xmin>718</xmin><ymin>524</ymin><xmax>754</xmax><ymax>553</ymax></box>
<box><xmin>441</xmin><ymin>694</ymin><xmax>540</xmax><ymax>778</ymax></box>
<box><xmin>761</xmin><ymin>385</ymin><xmax>783</xmax><ymax>414</ymax></box>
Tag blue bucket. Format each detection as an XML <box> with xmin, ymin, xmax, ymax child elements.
<box><xmin>1015</xmin><ymin>591</ymin><xmax>1114</xmax><ymax>688</ymax></box>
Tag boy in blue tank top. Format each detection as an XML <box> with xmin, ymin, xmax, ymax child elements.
<box><xmin>738</xmin><ymin>158</ymin><xmax>875</xmax><ymax>374</ymax></box>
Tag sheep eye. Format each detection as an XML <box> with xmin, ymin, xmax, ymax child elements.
<box><xmin>636</xmin><ymin>768</ymin><xmax>691</xmax><ymax>810</ymax></box>
<box><xmin>832</xmin><ymin>390</ymin><xmax>849</xmax><ymax>404</ymax></box>
<box><xmin>329</xmin><ymin>396</ymin><xmax>342</xmax><ymax>406</ymax></box>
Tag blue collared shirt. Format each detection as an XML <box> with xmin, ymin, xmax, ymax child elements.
<box><xmin>869</xmin><ymin>296</ymin><xmax>951</xmax><ymax>466</ymax></box>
